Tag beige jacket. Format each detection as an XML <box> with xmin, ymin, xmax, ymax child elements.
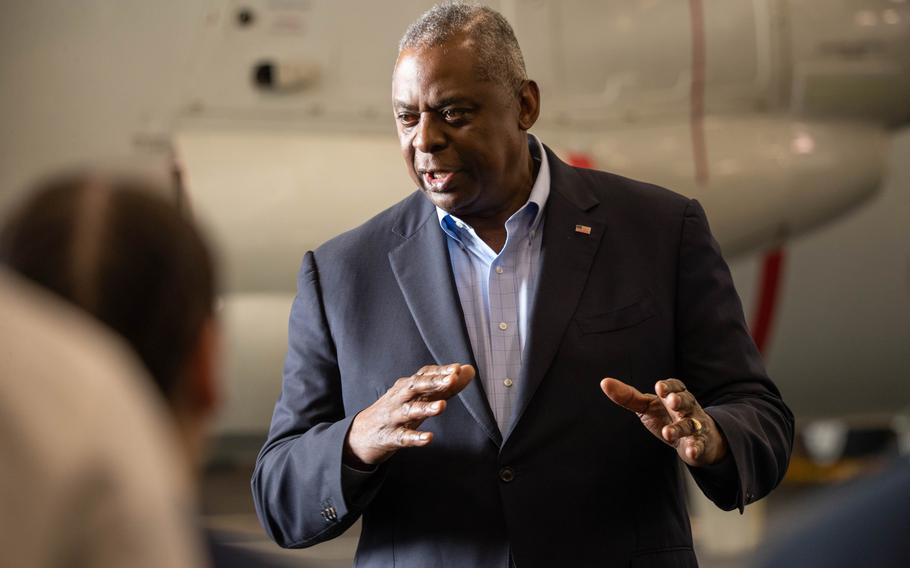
<box><xmin>0</xmin><ymin>270</ymin><xmax>205</xmax><ymax>568</ymax></box>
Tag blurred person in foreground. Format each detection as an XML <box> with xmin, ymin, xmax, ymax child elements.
<box><xmin>253</xmin><ymin>3</ymin><xmax>793</xmax><ymax>567</ymax></box>
<box><xmin>0</xmin><ymin>269</ymin><xmax>203</xmax><ymax>568</ymax></box>
<box><xmin>755</xmin><ymin>455</ymin><xmax>910</xmax><ymax>568</ymax></box>
<box><xmin>0</xmin><ymin>172</ymin><xmax>290</xmax><ymax>567</ymax></box>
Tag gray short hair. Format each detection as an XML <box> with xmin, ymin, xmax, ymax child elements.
<box><xmin>398</xmin><ymin>2</ymin><xmax>528</xmax><ymax>94</ymax></box>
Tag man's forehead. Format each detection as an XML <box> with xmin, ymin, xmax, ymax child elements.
<box><xmin>396</xmin><ymin>35</ymin><xmax>483</xmax><ymax>78</ymax></box>
<box><xmin>393</xmin><ymin>43</ymin><xmax>485</xmax><ymax>102</ymax></box>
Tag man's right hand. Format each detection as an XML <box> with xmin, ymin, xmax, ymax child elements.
<box><xmin>344</xmin><ymin>364</ymin><xmax>475</xmax><ymax>467</ymax></box>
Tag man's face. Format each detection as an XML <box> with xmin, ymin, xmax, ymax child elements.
<box><xmin>392</xmin><ymin>39</ymin><xmax>537</xmax><ymax>219</ymax></box>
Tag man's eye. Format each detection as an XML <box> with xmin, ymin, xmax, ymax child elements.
<box><xmin>442</xmin><ymin>109</ymin><xmax>466</xmax><ymax>122</ymax></box>
<box><xmin>397</xmin><ymin>114</ymin><xmax>418</xmax><ymax>127</ymax></box>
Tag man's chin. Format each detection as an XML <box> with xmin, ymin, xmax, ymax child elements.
<box><xmin>422</xmin><ymin>188</ymin><xmax>468</xmax><ymax>214</ymax></box>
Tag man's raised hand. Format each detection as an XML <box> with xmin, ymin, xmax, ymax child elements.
<box><xmin>344</xmin><ymin>364</ymin><xmax>475</xmax><ymax>467</ymax></box>
<box><xmin>600</xmin><ymin>377</ymin><xmax>728</xmax><ymax>467</ymax></box>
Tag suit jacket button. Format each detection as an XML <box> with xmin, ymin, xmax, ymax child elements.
<box><xmin>499</xmin><ymin>467</ymin><xmax>515</xmax><ymax>482</ymax></box>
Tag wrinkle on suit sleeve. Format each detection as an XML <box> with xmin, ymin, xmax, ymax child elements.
<box><xmin>674</xmin><ymin>199</ymin><xmax>794</xmax><ymax>513</ymax></box>
<box><xmin>251</xmin><ymin>251</ymin><xmax>385</xmax><ymax>548</ymax></box>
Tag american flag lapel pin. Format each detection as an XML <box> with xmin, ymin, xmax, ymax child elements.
<box><xmin>575</xmin><ymin>224</ymin><xmax>592</xmax><ymax>235</ymax></box>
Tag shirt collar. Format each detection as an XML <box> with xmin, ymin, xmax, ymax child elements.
<box><xmin>436</xmin><ymin>133</ymin><xmax>550</xmax><ymax>239</ymax></box>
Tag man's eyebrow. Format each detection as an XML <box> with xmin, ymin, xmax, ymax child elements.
<box><xmin>434</xmin><ymin>97</ymin><xmax>475</xmax><ymax>108</ymax></box>
<box><xmin>393</xmin><ymin>100</ymin><xmax>418</xmax><ymax>111</ymax></box>
<box><xmin>392</xmin><ymin>97</ymin><xmax>476</xmax><ymax>111</ymax></box>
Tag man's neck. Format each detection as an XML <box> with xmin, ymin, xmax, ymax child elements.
<box><xmin>459</xmin><ymin>145</ymin><xmax>539</xmax><ymax>253</ymax></box>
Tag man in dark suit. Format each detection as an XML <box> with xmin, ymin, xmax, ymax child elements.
<box><xmin>252</xmin><ymin>4</ymin><xmax>793</xmax><ymax>567</ymax></box>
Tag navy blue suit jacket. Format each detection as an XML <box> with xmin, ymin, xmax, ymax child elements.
<box><xmin>252</xmin><ymin>147</ymin><xmax>794</xmax><ymax>567</ymax></box>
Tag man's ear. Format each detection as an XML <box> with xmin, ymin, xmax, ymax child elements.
<box><xmin>185</xmin><ymin>317</ymin><xmax>220</xmax><ymax>416</ymax></box>
<box><xmin>517</xmin><ymin>80</ymin><xmax>541</xmax><ymax>131</ymax></box>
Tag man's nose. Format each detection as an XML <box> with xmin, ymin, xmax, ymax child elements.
<box><xmin>412</xmin><ymin>113</ymin><xmax>447</xmax><ymax>154</ymax></box>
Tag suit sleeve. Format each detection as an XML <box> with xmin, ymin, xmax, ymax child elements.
<box><xmin>251</xmin><ymin>251</ymin><xmax>385</xmax><ymax>548</ymax></box>
<box><xmin>675</xmin><ymin>199</ymin><xmax>795</xmax><ymax>512</ymax></box>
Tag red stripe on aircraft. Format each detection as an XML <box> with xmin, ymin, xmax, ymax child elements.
<box><xmin>566</xmin><ymin>153</ymin><xmax>594</xmax><ymax>169</ymax></box>
<box><xmin>750</xmin><ymin>248</ymin><xmax>785</xmax><ymax>354</ymax></box>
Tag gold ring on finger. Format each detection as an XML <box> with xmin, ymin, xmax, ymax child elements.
<box><xmin>691</xmin><ymin>417</ymin><xmax>703</xmax><ymax>434</ymax></box>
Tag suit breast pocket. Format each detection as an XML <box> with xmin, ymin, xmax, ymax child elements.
<box><xmin>576</xmin><ymin>295</ymin><xmax>656</xmax><ymax>334</ymax></box>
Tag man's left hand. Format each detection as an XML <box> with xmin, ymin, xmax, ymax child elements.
<box><xmin>600</xmin><ymin>377</ymin><xmax>728</xmax><ymax>467</ymax></box>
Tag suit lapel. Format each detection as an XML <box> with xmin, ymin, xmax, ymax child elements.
<box><xmin>388</xmin><ymin>196</ymin><xmax>502</xmax><ymax>447</ymax></box>
<box><xmin>503</xmin><ymin>149</ymin><xmax>607</xmax><ymax>444</ymax></box>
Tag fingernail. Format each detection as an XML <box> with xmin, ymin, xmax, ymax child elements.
<box><xmin>430</xmin><ymin>401</ymin><xmax>442</xmax><ymax>411</ymax></box>
<box><xmin>419</xmin><ymin>432</ymin><xmax>431</xmax><ymax>441</ymax></box>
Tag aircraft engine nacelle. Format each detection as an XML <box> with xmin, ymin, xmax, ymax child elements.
<box><xmin>544</xmin><ymin>117</ymin><xmax>889</xmax><ymax>256</ymax></box>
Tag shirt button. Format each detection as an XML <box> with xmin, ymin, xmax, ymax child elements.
<box><xmin>498</xmin><ymin>322</ymin><xmax>508</xmax><ymax>331</ymax></box>
<box><xmin>499</xmin><ymin>467</ymin><xmax>515</xmax><ymax>483</ymax></box>
<box><xmin>495</xmin><ymin>266</ymin><xmax>504</xmax><ymax>274</ymax></box>
<box><xmin>503</xmin><ymin>378</ymin><xmax>513</xmax><ymax>388</ymax></box>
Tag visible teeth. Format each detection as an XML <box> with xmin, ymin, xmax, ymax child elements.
<box><xmin>430</xmin><ymin>172</ymin><xmax>448</xmax><ymax>179</ymax></box>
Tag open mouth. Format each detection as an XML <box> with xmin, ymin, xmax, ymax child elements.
<box><xmin>421</xmin><ymin>170</ymin><xmax>456</xmax><ymax>192</ymax></box>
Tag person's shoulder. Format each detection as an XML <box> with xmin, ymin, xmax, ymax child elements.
<box><xmin>0</xmin><ymin>269</ymin><xmax>189</xmax><ymax>481</ymax></box>
<box><xmin>311</xmin><ymin>190</ymin><xmax>429</xmax><ymax>269</ymax></box>
<box><xmin>543</xmin><ymin>145</ymin><xmax>692</xmax><ymax>222</ymax></box>
<box><xmin>583</xmin><ymin>167</ymin><xmax>692</xmax><ymax>217</ymax></box>
<box><xmin>0</xmin><ymin>270</ymin><xmax>204</xmax><ymax>568</ymax></box>
<box><xmin>0</xmin><ymin>270</ymin><xmax>148</xmax><ymax>402</ymax></box>
<box><xmin>554</xmin><ymin>166</ymin><xmax>695</xmax><ymax>238</ymax></box>
<box><xmin>755</xmin><ymin>458</ymin><xmax>910</xmax><ymax>568</ymax></box>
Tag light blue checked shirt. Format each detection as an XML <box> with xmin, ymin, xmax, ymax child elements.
<box><xmin>436</xmin><ymin>135</ymin><xmax>550</xmax><ymax>432</ymax></box>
